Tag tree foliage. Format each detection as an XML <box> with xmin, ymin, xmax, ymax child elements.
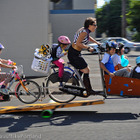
<box><xmin>96</xmin><ymin>0</ymin><xmax>122</xmax><ymax>37</ymax></box>
<box><xmin>127</xmin><ymin>0</ymin><xmax>140</xmax><ymax>41</ymax></box>
<box><xmin>96</xmin><ymin>0</ymin><xmax>140</xmax><ymax>41</ymax></box>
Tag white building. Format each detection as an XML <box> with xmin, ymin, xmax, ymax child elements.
<box><xmin>0</xmin><ymin>0</ymin><xmax>96</xmax><ymax>76</ymax></box>
<box><xmin>50</xmin><ymin>0</ymin><xmax>96</xmax><ymax>43</ymax></box>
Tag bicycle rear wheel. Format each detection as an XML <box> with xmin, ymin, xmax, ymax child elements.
<box><xmin>16</xmin><ymin>80</ymin><xmax>41</xmax><ymax>104</ymax></box>
<box><xmin>46</xmin><ymin>72</ymin><xmax>79</xmax><ymax>103</ymax></box>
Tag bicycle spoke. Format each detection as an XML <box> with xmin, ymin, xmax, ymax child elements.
<box><xmin>16</xmin><ymin>80</ymin><xmax>41</xmax><ymax>104</ymax></box>
<box><xmin>46</xmin><ymin>73</ymin><xmax>78</xmax><ymax>103</ymax></box>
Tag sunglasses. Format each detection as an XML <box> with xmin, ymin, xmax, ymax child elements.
<box><xmin>92</xmin><ymin>24</ymin><xmax>97</xmax><ymax>27</ymax></box>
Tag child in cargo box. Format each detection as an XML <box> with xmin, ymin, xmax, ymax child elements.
<box><xmin>100</xmin><ymin>41</ymin><xmax>132</xmax><ymax>78</ymax></box>
<box><xmin>130</xmin><ymin>56</ymin><xmax>140</xmax><ymax>79</ymax></box>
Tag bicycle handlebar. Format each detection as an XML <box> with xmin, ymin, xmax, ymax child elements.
<box><xmin>97</xmin><ymin>43</ymin><xmax>105</xmax><ymax>52</ymax></box>
<box><xmin>11</xmin><ymin>65</ymin><xmax>24</xmax><ymax>77</ymax></box>
<box><xmin>8</xmin><ymin>59</ymin><xmax>16</xmax><ymax>66</ymax></box>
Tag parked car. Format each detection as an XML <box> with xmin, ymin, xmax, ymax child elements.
<box><xmin>100</xmin><ymin>37</ymin><xmax>138</xmax><ymax>54</ymax></box>
<box><xmin>88</xmin><ymin>37</ymin><xmax>139</xmax><ymax>54</ymax></box>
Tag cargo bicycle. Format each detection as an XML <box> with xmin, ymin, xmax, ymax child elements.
<box><xmin>31</xmin><ymin>44</ymin><xmax>106</xmax><ymax>103</ymax></box>
<box><xmin>42</xmin><ymin>62</ymin><xmax>105</xmax><ymax>103</ymax></box>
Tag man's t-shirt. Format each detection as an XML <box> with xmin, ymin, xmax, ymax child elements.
<box><xmin>101</xmin><ymin>53</ymin><xmax>115</xmax><ymax>73</ymax></box>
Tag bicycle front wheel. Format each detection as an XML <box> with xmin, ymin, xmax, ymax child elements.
<box><xmin>46</xmin><ymin>72</ymin><xmax>79</xmax><ymax>103</ymax></box>
<box><xmin>16</xmin><ymin>80</ymin><xmax>41</xmax><ymax>104</ymax></box>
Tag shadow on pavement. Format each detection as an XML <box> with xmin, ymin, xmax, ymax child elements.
<box><xmin>0</xmin><ymin>111</ymin><xmax>140</xmax><ymax>132</ymax></box>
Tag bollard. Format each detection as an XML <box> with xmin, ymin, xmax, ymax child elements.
<box><xmin>41</xmin><ymin>99</ymin><xmax>55</xmax><ymax>118</ymax></box>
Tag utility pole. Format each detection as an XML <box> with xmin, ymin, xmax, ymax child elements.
<box><xmin>122</xmin><ymin>0</ymin><xmax>126</xmax><ymax>38</ymax></box>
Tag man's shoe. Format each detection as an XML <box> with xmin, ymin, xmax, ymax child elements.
<box><xmin>88</xmin><ymin>90</ymin><xmax>100</xmax><ymax>95</ymax></box>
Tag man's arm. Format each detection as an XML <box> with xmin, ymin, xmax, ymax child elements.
<box><xmin>89</xmin><ymin>36</ymin><xmax>100</xmax><ymax>45</ymax></box>
<box><xmin>100</xmin><ymin>62</ymin><xmax>115</xmax><ymax>78</ymax></box>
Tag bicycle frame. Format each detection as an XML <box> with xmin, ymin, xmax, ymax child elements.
<box><xmin>64</xmin><ymin>63</ymin><xmax>85</xmax><ymax>87</ymax></box>
<box><xmin>0</xmin><ymin>66</ymin><xmax>27</xmax><ymax>97</ymax></box>
<box><xmin>58</xmin><ymin>63</ymin><xmax>84</xmax><ymax>85</ymax></box>
<box><xmin>51</xmin><ymin>62</ymin><xmax>85</xmax><ymax>86</ymax></box>
<box><xmin>40</xmin><ymin>63</ymin><xmax>84</xmax><ymax>99</ymax></box>
<box><xmin>0</xmin><ymin>72</ymin><xmax>17</xmax><ymax>94</ymax></box>
<box><xmin>41</xmin><ymin>57</ymin><xmax>108</xmax><ymax>104</ymax></box>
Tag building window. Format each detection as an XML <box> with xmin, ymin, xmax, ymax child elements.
<box><xmin>53</xmin><ymin>0</ymin><xmax>73</xmax><ymax>10</ymax></box>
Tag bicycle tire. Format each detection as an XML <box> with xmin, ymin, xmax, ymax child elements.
<box><xmin>16</xmin><ymin>80</ymin><xmax>41</xmax><ymax>104</ymax></box>
<box><xmin>46</xmin><ymin>71</ymin><xmax>79</xmax><ymax>103</ymax></box>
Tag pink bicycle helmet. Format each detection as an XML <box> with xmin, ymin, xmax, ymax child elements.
<box><xmin>58</xmin><ymin>36</ymin><xmax>71</xmax><ymax>45</ymax></box>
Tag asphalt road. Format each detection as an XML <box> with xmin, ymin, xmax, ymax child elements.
<box><xmin>0</xmin><ymin>50</ymin><xmax>140</xmax><ymax>140</ymax></box>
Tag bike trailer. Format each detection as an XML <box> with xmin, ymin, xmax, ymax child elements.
<box><xmin>104</xmin><ymin>74</ymin><xmax>140</xmax><ymax>96</ymax></box>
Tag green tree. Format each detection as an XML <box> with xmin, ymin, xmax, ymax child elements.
<box><xmin>127</xmin><ymin>0</ymin><xmax>140</xmax><ymax>41</ymax></box>
<box><xmin>96</xmin><ymin>0</ymin><xmax>130</xmax><ymax>38</ymax></box>
<box><xmin>96</xmin><ymin>0</ymin><xmax>122</xmax><ymax>37</ymax></box>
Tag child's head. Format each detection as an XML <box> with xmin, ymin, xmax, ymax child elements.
<box><xmin>116</xmin><ymin>42</ymin><xmax>124</xmax><ymax>55</ymax></box>
<box><xmin>136</xmin><ymin>56</ymin><xmax>140</xmax><ymax>66</ymax></box>
<box><xmin>58</xmin><ymin>36</ymin><xmax>71</xmax><ymax>49</ymax></box>
<box><xmin>0</xmin><ymin>43</ymin><xmax>4</xmax><ymax>54</ymax></box>
<box><xmin>106</xmin><ymin>41</ymin><xmax>117</xmax><ymax>55</ymax></box>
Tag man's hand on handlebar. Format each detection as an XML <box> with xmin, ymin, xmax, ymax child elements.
<box><xmin>97</xmin><ymin>43</ymin><xmax>105</xmax><ymax>52</ymax></box>
<box><xmin>87</xmin><ymin>47</ymin><xmax>94</xmax><ymax>52</ymax></box>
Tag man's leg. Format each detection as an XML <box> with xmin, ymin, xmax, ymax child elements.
<box><xmin>114</xmin><ymin>67</ymin><xmax>132</xmax><ymax>77</ymax></box>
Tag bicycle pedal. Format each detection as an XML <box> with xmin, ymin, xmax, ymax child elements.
<box><xmin>10</xmin><ymin>95</ymin><xmax>14</xmax><ymax>99</ymax></box>
<box><xmin>83</xmin><ymin>91</ymin><xmax>88</xmax><ymax>96</ymax></box>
